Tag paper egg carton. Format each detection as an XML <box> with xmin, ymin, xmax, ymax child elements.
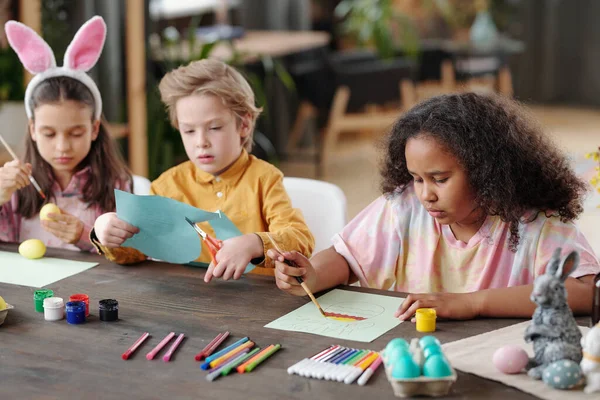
<box><xmin>0</xmin><ymin>304</ymin><xmax>14</xmax><ymax>326</ymax></box>
<box><xmin>384</xmin><ymin>363</ymin><xmax>457</xmax><ymax>398</ymax></box>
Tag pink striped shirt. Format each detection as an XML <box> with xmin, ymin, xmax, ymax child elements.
<box><xmin>333</xmin><ymin>185</ymin><xmax>599</xmax><ymax>293</ymax></box>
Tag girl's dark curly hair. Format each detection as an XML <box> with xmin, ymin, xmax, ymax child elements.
<box><xmin>381</xmin><ymin>92</ymin><xmax>587</xmax><ymax>250</ymax></box>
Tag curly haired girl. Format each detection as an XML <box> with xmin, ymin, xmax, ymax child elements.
<box><xmin>269</xmin><ymin>92</ymin><xmax>599</xmax><ymax>320</ymax></box>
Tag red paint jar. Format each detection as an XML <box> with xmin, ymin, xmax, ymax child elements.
<box><xmin>69</xmin><ymin>294</ymin><xmax>89</xmax><ymax>317</ymax></box>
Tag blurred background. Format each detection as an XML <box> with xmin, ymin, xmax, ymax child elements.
<box><xmin>0</xmin><ymin>0</ymin><xmax>598</xmax><ymax>252</ymax></box>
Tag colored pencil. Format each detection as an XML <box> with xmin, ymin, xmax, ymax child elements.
<box><xmin>194</xmin><ymin>331</ymin><xmax>229</xmax><ymax>361</ymax></box>
<box><xmin>244</xmin><ymin>344</ymin><xmax>281</xmax><ymax>373</ymax></box>
<box><xmin>146</xmin><ymin>332</ymin><xmax>175</xmax><ymax>360</ymax></box>
<box><xmin>162</xmin><ymin>333</ymin><xmax>185</xmax><ymax>362</ymax></box>
<box><xmin>357</xmin><ymin>355</ymin><xmax>382</xmax><ymax>386</ymax></box>
<box><xmin>121</xmin><ymin>332</ymin><xmax>150</xmax><ymax>360</ymax></box>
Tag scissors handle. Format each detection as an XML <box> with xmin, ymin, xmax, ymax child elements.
<box><xmin>204</xmin><ymin>237</ymin><xmax>222</xmax><ymax>263</ymax></box>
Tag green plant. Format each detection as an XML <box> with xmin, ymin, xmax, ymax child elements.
<box><xmin>335</xmin><ymin>0</ymin><xmax>421</xmax><ymax>60</ymax></box>
<box><xmin>0</xmin><ymin>46</ymin><xmax>24</xmax><ymax>101</ymax></box>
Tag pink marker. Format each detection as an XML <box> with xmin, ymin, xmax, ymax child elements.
<box><xmin>357</xmin><ymin>355</ymin><xmax>383</xmax><ymax>386</ymax></box>
<box><xmin>146</xmin><ymin>332</ymin><xmax>175</xmax><ymax>360</ymax></box>
<box><xmin>121</xmin><ymin>332</ymin><xmax>150</xmax><ymax>360</ymax></box>
<box><xmin>163</xmin><ymin>333</ymin><xmax>185</xmax><ymax>362</ymax></box>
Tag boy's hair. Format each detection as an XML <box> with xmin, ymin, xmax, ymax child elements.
<box><xmin>381</xmin><ymin>92</ymin><xmax>587</xmax><ymax>251</ymax></box>
<box><xmin>18</xmin><ymin>76</ymin><xmax>131</xmax><ymax>218</ymax></box>
<box><xmin>158</xmin><ymin>59</ymin><xmax>262</xmax><ymax>152</ymax></box>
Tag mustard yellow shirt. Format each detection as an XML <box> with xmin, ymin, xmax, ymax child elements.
<box><xmin>92</xmin><ymin>150</ymin><xmax>314</xmax><ymax>275</ymax></box>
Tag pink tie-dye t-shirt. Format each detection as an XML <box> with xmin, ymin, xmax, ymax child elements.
<box><xmin>332</xmin><ymin>184</ymin><xmax>599</xmax><ymax>293</ymax></box>
<box><xmin>0</xmin><ymin>167</ymin><xmax>128</xmax><ymax>252</ymax></box>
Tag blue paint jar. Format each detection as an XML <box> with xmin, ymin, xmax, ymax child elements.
<box><xmin>65</xmin><ymin>301</ymin><xmax>86</xmax><ymax>324</ymax></box>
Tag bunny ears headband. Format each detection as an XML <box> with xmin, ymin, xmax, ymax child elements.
<box><xmin>4</xmin><ymin>16</ymin><xmax>106</xmax><ymax>120</ymax></box>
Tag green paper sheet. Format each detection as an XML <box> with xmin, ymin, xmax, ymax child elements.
<box><xmin>265</xmin><ymin>289</ymin><xmax>404</xmax><ymax>342</ymax></box>
<box><xmin>0</xmin><ymin>251</ymin><xmax>98</xmax><ymax>287</ymax></box>
<box><xmin>115</xmin><ymin>190</ymin><xmax>255</xmax><ymax>272</ymax></box>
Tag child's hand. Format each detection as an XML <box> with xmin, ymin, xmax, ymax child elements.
<box><xmin>40</xmin><ymin>209</ymin><xmax>86</xmax><ymax>244</ymax></box>
<box><xmin>94</xmin><ymin>212</ymin><xmax>139</xmax><ymax>247</ymax></box>
<box><xmin>267</xmin><ymin>249</ymin><xmax>317</xmax><ymax>297</ymax></box>
<box><xmin>204</xmin><ymin>233</ymin><xmax>263</xmax><ymax>283</ymax></box>
<box><xmin>394</xmin><ymin>292</ymin><xmax>481</xmax><ymax>321</ymax></box>
<box><xmin>0</xmin><ymin>160</ymin><xmax>32</xmax><ymax>203</ymax></box>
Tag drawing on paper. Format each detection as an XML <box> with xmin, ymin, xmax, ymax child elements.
<box><xmin>265</xmin><ymin>289</ymin><xmax>404</xmax><ymax>342</ymax></box>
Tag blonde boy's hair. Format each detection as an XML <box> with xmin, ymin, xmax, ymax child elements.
<box><xmin>158</xmin><ymin>59</ymin><xmax>262</xmax><ymax>151</ymax></box>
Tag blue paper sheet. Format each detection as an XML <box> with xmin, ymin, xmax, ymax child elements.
<box><xmin>115</xmin><ymin>190</ymin><xmax>255</xmax><ymax>272</ymax></box>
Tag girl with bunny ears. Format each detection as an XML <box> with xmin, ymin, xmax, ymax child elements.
<box><xmin>269</xmin><ymin>93</ymin><xmax>600</xmax><ymax>321</ymax></box>
<box><xmin>0</xmin><ymin>16</ymin><xmax>131</xmax><ymax>251</ymax></box>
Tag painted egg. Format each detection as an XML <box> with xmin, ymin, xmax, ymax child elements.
<box><xmin>384</xmin><ymin>338</ymin><xmax>410</xmax><ymax>363</ymax></box>
<box><xmin>423</xmin><ymin>344</ymin><xmax>444</xmax><ymax>359</ymax></box>
<box><xmin>391</xmin><ymin>353</ymin><xmax>421</xmax><ymax>379</ymax></box>
<box><xmin>423</xmin><ymin>354</ymin><xmax>453</xmax><ymax>378</ymax></box>
<box><xmin>39</xmin><ymin>203</ymin><xmax>61</xmax><ymax>221</ymax></box>
<box><xmin>0</xmin><ymin>295</ymin><xmax>6</xmax><ymax>311</ymax></box>
<box><xmin>492</xmin><ymin>345</ymin><xmax>529</xmax><ymax>374</ymax></box>
<box><xmin>18</xmin><ymin>239</ymin><xmax>46</xmax><ymax>259</ymax></box>
<box><xmin>419</xmin><ymin>335</ymin><xmax>441</xmax><ymax>349</ymax></box>
<box><xmin>542</xmin><ymin>360</ymin><xmax>583</xmax><ymax>390</ymax></box>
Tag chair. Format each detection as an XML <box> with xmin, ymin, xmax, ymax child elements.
<box><xmin>132</xmin><ymin>174</ymin><xmax>152</xmax><ymax>195</ymax></box>
<box><xmin>283</xmin><ymin>177</ymin><xmax>347</xmax><ymax>253</ymax></box>
<box><xmin>286</xmin><ymin>49</ymin><xmax>418</xmax><ymax>176</ymax></box>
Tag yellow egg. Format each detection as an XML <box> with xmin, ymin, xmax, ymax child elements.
<box><xmin>18</xmin><ymin>239</ymin><xmax>47</xmax><ymax>259</ymax></box>
<box><xmin>0</xmin><ymin>296</ymin><xmax>6</xmax><ymax>311</ymax></box>
<box><xmin>40</xmin><ymin>203</ymin><xmax>61</xmax><ymax>221</ymax></box>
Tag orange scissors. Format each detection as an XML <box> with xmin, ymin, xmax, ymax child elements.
<box><xmin>185</xmin><ymin>217</ymin><xmax>222</xmax><ymax>263</ymax></box>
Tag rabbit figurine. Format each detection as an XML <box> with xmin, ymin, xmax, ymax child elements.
<box><xmin>524</xmin><ymin>248</ymin><xmax>583</xmax><ymax>379</ymax></box>
<box><xmin>581</xmin><ymin>323</ymin><xmax>600</xmax><ymax>394</ymax></box>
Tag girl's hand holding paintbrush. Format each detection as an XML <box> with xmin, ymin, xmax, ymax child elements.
<box><xmin>266</xmin><ymin>247</ymin><xmax>317</xmax><ymax>297</ymax></box>
<box><xmin>0</xmin><ymin>160</ymin><xmax>33</xmax><ymax>204</ymax></box>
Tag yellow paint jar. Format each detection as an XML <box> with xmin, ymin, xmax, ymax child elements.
<box><xmin>416</xmin><ymin>308</ymin><xmax>437</xmax><ymax>333</ymax></box>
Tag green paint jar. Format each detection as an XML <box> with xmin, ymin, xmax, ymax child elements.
<box><xmin>33</xmin><ymin>289</ymin><xmax>54</xmax><ymax>312</ymax></box>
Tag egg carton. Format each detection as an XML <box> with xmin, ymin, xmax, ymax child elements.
<box><xmin>0</xmin><ymin>304</ymin><xmax>14</xmax><ymax>326</ymax></box>
<box><xmin>384</xmin><ymin>365</ymin><xmax>457</xmax><ymax>398</ymax></box>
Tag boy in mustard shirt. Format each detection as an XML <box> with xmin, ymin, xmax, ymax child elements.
<box><xmin>92</xmin><ymin>59</ymin><xmax>314</xmax><ymax>281</ymax></box>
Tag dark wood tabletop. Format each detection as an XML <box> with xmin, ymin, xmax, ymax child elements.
<box><xmin>0</xmin><ymin>244</ymin><xmax>550</xmax><ymax>399</ymax></box>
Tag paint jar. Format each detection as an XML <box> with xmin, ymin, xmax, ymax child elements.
<box><xmin>592</xmin><ymin>273</ymin><xmax>600</xmax><ymax>326</ymax></box>
<box><xmin>33</xmin><ymin>289</ymin><xmax>54</xmax><ymax>312</ymax></box>
<box><xmin>69</xmin><ymin>294</ymin><xmax>89</xmax><ymax>316</ymax></box>
<box><xmin>65</xmin><ymin>301</ymin><xmax>86</xmax><ymax>324</ymax></box>
<box><xmin>98</xmin><ymin>299</ymin><xmax>119</xmax><ymax>322</ymax></box>
<box><xmin>415</xmin><ymin>308</ymin><xmax>437</xmax><ymax>333</ymax></box>
<box><xmin>43</xmin><ymin>297</ymin><xmax>64</xmax><ymax>321</ymax></box>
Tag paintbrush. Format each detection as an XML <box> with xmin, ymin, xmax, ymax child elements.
<box><xmin>265</xmin><ymin>232</ymin><xmax>326</xmax><ymax>317</ymax></box>
<box><xmin>0</xmin><ymin>134</ymin><xmax>45</xmax><ymax>199</ymax></box>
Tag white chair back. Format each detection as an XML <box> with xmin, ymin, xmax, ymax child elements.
<box><xmin>283</xmin><ymin>177</ymin><xmax>347</xmax><ymax>253</ymax></box>
<box><xmin>132</xmin><ymin>175</ymin><xmax>152</xmax><ymax>195</ymax></box>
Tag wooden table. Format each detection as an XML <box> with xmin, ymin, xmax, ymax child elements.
<box><xmin>0</xmin><ymin>244</ymin><xmax>549</xmax><ymax>399</ymax></box>
<box><xmin>152</xmin><ymin>30</ymin><xmax>331</xmax><ymax>62</ymax></box>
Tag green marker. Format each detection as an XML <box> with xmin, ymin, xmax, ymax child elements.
<box><xmin>221</xmin><ymin>347</ymin><xmax>261</xmax><ymax>376</ymax></box>
<box><xmin>245</xmin><ymin>344</ymin><xmax>282</xmax><ymax>373</ymax></box>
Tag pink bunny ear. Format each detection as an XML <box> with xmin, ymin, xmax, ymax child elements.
<box><xmin>63</xmin><ymin>16</ymin><xmax>106</xmax><ymax>71</ymax></box>
<box><xmin>4</xmin><ymin>20</ymin><xmax>56</xmax><ymax>74</ymax></box>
